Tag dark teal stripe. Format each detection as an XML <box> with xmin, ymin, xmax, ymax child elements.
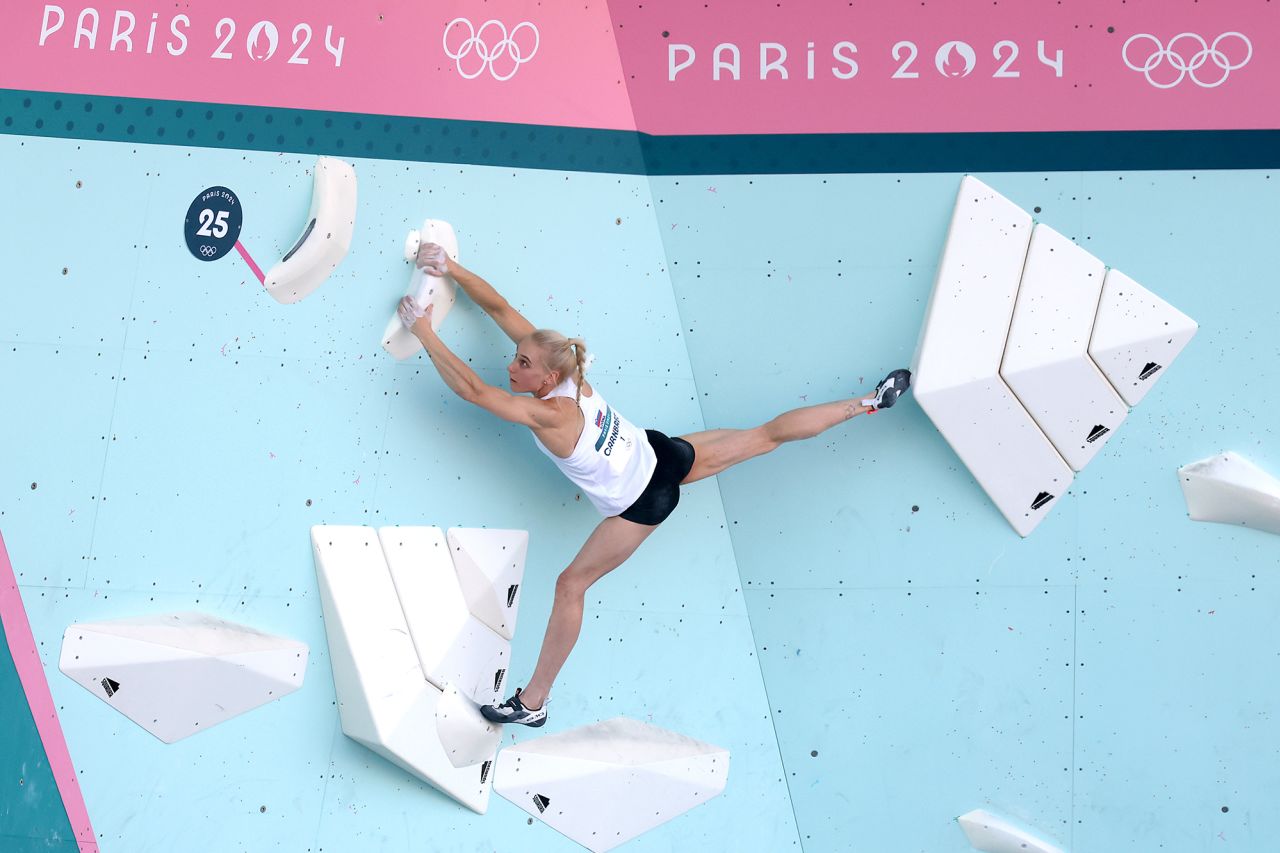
<box><xmin>2</xmin><ymin>88</ymin><xmax>1277</xmax><ymax>174</ymax></box>
<box><xmin>0</xmin><ymin>619</ymin><xmax>78</xmax><ymax>851</ymax></box>
<box><xmin>0</xmin><ymin>88</ymin><xmax>647</xmax><ymax>174</ymax></box>
<box><xmin>639</xmin><ymin>128</ymin><xmax>1280</xmax><ymax>174</ymax></box>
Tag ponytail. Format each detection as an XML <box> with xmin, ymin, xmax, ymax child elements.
<box><xmin>569</xmin><ymin>338</ymin><xmax>588</xmax><ymax>403</ymax></box>
<box><xmin>529</xmin><ymin>329</ymin><xmax>591</xmax><ymax>402</ymax></box>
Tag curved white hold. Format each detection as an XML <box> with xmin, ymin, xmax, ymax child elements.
<box><xmin>58</xmin><ymin>612</ymin><xmax>307</xmax><ymax>744</ymax></box>
<box><xmin>1178</xmin><ymin>452</ymin><xmax>1280</xmax><ymax>536</ymax></box>
<box><xmin>494</xmin><ymin>717</ymin><xmax>729</xmax><ymax>853</ymax></box>
<box><xmin>1001</xmin><ymin>224</ymin><xmax>1128</xmax><ymax>471</ymax></box>
<box><xmin>957</xmin><ymin>809</ymin><xmax>1065</xmax><ymax>853</ymax></box>
<box><xmin>912</xmin><ymin>176</ymin><xmax>1074</xmax><ymax>536</ymax></box>
<box><xmin>435</xmin><ymin>683</ymin><xmax>502</xmax><ymax>769</ymax></box>
<box><xmin>264</xmin><ymin>156</ymin><xmax>358</xmax><ymax>304</ymax></box>
<box><xmin>446</xmin><ymin>527</ymin><xmax>529</xmax><ymax>640</ymax></box>
<box><xmin>382</xmin><ymin>219</ymin><xmax>460</xmax><ymax>360</ymax></box>
<box><xmin>1089</xmin><ymin>268</ymin><xmax>1197</xmax><ymax>406</ymax></box>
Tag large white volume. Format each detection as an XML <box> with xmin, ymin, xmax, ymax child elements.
<box><xmin>58</xmin><ymin>612</ymin><xmax>307</xmax><ymax>744</ymax></box>
<box><xmin>1089</xmin><ymin>268</ymin><xmax>1197</xmax><ymax>406</ymax></box>
<box><xmin>1001</xmin><ymin>224</ymin><xmax>1128</xmax><ymax>471</ymax></box>
<box><xmin>382</xmin><ymin>219</ymin><xmax>460</xmax><ymax>360</ymax></box>
<box><xmin>311</xmin><ymin>525</ymin><xmax>498</xmax><ymax>812</ymax></box>
<box><xmin>446</xmin><ymin>527</ymin><xmax>529</xmax><ymax>640</ymax></box>
<box><xmin>378</xmin><ymin>526</ymin><xmax>513</xmax><ymax>706</ymax></box>
<box><xmin>494</xmin><ymin>717</ymin><xmax>729</xmax><ymax>852</ymax></box>
<box><xmin>912</xmin><ymin>176</ymin><xmax>1074</xmax><ymax>536</ymax></box>
<box><xmin>957</xmin><ymin>809</ymin><xmax>1065</xmax><ymax>853</ymax></box>
<box><xmin>264</xmin><ymin>156</ymin><xmax>358</xmax><ymax>304</ymax></box>
<box><xmin>1178</xmin><ymin>452</ymin><xmax>1280</xmax><ymax>536</ymax></box>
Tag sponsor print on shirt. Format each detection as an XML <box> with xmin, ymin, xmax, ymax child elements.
<box><xmin>592</xmin><ymin>406</ymin><xmax>629</xmax><ymax>456</ymax></box>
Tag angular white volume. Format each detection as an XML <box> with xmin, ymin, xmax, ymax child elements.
<box><xmin>1089</xmin><ymin>268</ymin><xmax>1198</xmax><ymax>406</ymax></box>
<box><xmin>311</xmin><ymin>525</ymin><xmax>498</xmax><ymax>812</ymax></box>
<box><xmin>264</xmin><ymin>156</ymin><xmax>358</xmax><ymax>304</ymax></box>
<box><xmin>436</xmin><ymin>683</ymin><xmax>504</xmax><ymax>769</ymax></box>
<box><xmin>382</xmin><ymin>219</ymin><xmax>460</xmax><ymax>360</ymax></box>
<box><xmin>446</xmin><ymin>527</ymin><xmax>529</xmax><ymax>640</ymax></box>
<box><xmin>378</xmin><ymin>526</ymin><xmax>512</xmax><ymax>706</ymax></box>
<box><xmin>1178</xmin><ymin>452</ymin><xmax>1280</xmax><ymax>536</ymax></box>
<box><xmin>1001</xmin><ymin>224</ymin><xmax>1128</xmax><ymax>471</ymax></box>
<box><xmin>58</xmin><ymin>612</ymin><xmax>307</xmax><ymax>744</ymax></box>
<box><xmin>912</xmin><ymin>176</ymin><xmax>1074</xmax><ymax>536</ymax></box>
<box><xmin>958</xmin><ymin>809</ymin><xmax>1065</xmax><ymax>853</ymax></box>
<box><xmin>494</xmin><ymin>717</ymin><xmax>729</xmax><ymax>853</ymax></box>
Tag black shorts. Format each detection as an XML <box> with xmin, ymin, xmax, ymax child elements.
<box><xmin>617</xmin><ymin>429</ymin><xmax>696</xmax><ymax>526</ymax></box>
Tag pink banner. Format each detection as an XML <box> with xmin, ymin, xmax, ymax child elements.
<box><xmin>0</xmin><ymin>0</ymin><xmax>637</xmax><ymax>130</ymax></box>
<box><xmin>615</xmin><ymin>0</ymin><xmax>1279</xmax><ymax>134</ymax></box>
<box><xmin>1</xmin><ymin>0</ymin><xmax>1275</xmax><ymax>134</ymax></box>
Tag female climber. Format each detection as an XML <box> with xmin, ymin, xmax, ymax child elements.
<box><xmin>397</xmin><ymin>243</ymin><xmax>911</xmax><ymax>727</ymax></box>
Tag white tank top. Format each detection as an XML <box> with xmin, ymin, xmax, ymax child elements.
<box><xmin>531</xmin><ymin>375</ymin><xmax>657</xmax><ymax>516</ymax></box>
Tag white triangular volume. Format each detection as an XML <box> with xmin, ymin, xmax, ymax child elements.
<box><xmin>446</xmin><ymin>527</ymin><xmax>529</xmax><ymax>640</ymax></box>
<box><xmin>436</xmin><ymin>682</ymin><xmax>502</xmax><ymax>769</ymax></box>
<box><xmin>1088</xmin><ymin>268</ymin><xmax>1198</xmax><ymax>406</ymax></box>
<box><xmin>311</xmin><ymin>525</ymin><xmax>496</xmax><ymax>812</ymax></box>
<box><xmin>1001</xmin><ymin>224</ymin><xmax>1129</xmax><ymax>471</ymax></box>
<box><xmin>382</xmin><ymin>219</ymin><xmax>460</xmax><ymax>360</ymax></box>
<box><xmin>377</xmin><ymin>526</ymin><xmax>511</xmax><ymax>706</ymax></box>
<box><xmin>264</xmin><ymin>156</ymin><xmax>358</xmax><ymax>304</ymax></box>
<box><xmin>1178</xmin><ymin>452</ymin><xmax>1280</xmax><ymax>536</ymax></box>
<box><xmin>58</xmin><ymin>612</ymin><xmax>307</xmax><ymax>744</ymax></box>
<box><xmin>912</xmin><ymin>176</ymin><xmax>1074</xmax><ymax>536</ymax></box>
<box><xmin>957</xmin><ymin>809</ymin><xmax>1065</xmax><ymax>853</ymax></box>
<box><xmin>494</xmin><ymin>717</ymin><xmax>729</xmax><ymax>853</ymax></box>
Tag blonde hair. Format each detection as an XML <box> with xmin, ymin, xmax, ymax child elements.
<box><xmin>529</xmin><ymin>329</ymin><xmax>589</xmax><ymax>402</ymax></box>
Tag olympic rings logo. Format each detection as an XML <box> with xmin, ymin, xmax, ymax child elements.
<box><xmin>199</xmin><ymin>245</ymin><xmax>218</xmax><ymax>257</ymax></box>
<box><xmin>1122</xmin><ymin>32</ymin><xmax>1252</xmax><ymax>89</ymax></box>
<box><xmin>442</xmin><ymin>18</ymin><xmax>539</xmax><ymax>81</ymax></box>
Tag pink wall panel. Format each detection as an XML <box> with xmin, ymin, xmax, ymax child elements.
<box><xmin>613</xmin><ymin>0</ymin><xmax>1277</xmax><ymax>134</ymax></box>
<box><xmin>0</xmin><ymin>0</ymin><xmax>637</xmax><ymax>130</ymax></box>
<box><xmin>2</xmin><ymin>1</ymin><xmax>1275</xmax><ymax>134</ymax></box>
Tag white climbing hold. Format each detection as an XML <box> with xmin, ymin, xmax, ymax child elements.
<box><xmin>1089</xmin><ymin>268</ymin><xmax>1198</xmax><ymax>407</ymax></box>
<box><xmin>311</xmin><ymin>524</ymin><xmax>500</xmax><ymax>812</ymax></box>
<box><xmin>446</xmin><ymin>526</ymin><xmax>529</xmax><ymax>640</ymax></box>
<box><xmin>957</xmin><ymin>808</ymin><xmax>1065</xmax><ymax>853</ymax></box>
<box><xmin>1001</xmin><ymin>223</ymin><xmax>1128</xmax><ymax>471</ymax></box>
<box><xmin>382</xmin><ymin>218</ymin><xmax>460</xmax><ymax>359</ymax></box>
<box><xmin>379</xmin><ymin>525</ymin><xmax>515</xmax><ymax>706</ymax></box>
<box><xmin>494</xmin><ymin>717</ymin><xmax>729</xmax><ymax>852</ymax></box>
<box><xmin>59</xmin><ymin>611</ymin><xmax>307</xmax><ymax>744</ymax></box>
<box><xmin>913</xmin><ymin>176</ymin><xmax>1196</xmax><ymax>535</ymax></box>
<box><xmin>1178</xmin><ymin>452</ymin><xmax>1280</xmax><ymax>536</ymax></box>
<box><xmin>912</xmin><ymin>176</ymin><xmax>1074</xmax><ymax>536</ymax></box>
<box><xmin>263</xmin><ymin>156</ymin><xmax>357</xmax><ymax>304</ymax></box>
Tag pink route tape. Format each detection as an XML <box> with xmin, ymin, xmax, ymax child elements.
<box><xmin>235</xmin><ymin>240</ymin><xmax>267</xmax><ymax>286</ymax></box>
<box><xmin>0</xmin><ymin>531</ymin><xmax>98</xmax><ymax>852</ymax></box>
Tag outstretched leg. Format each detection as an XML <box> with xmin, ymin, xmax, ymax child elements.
<box><xmin>679</xmin><ymin>369</ymin><xmax>911</xmax><ymax>484</ymax></box>
<box><xmin>678</xmin><ymin>396</ymin><xmax>874</xmax><ymax>485</ymax></box>
<box><xmin>517</xmin><ymin>516</ymin><xmax>658</xmax><ymax>710</ymax></box>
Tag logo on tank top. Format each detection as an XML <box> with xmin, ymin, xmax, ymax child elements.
<box><xmin>594</xmin><ymin>406</ymin><xmax>621</xmax><ymax>455</ymax></box>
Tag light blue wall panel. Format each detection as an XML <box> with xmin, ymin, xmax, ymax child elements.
<box><xmin>0</xmin><ymin>344</ymin><xmax>118</xmax><ymax>589</ymax></box>
<box><xmin>0</xmin><ymin>135</ymin><xmax>796</xmax><ymax>852</ymax></box>
<box><xmin>1073</xmin><ymin>580</ymin><xmax>1280</xmax><ymax>852</ymax></box>
<box><xmin>652</xmin><ymin>168</ymin><xmax>1280</xmax><ymax>852</ymax></box>
<box><xmin>4</xmin><ymin>127</ymin><xmax>1279</xmax><ymax>852</ymax></box>
<box><xmin>746</xmin><ymin>585</ymin><xmax>1075</xmax><ymax>852</ymax></box>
